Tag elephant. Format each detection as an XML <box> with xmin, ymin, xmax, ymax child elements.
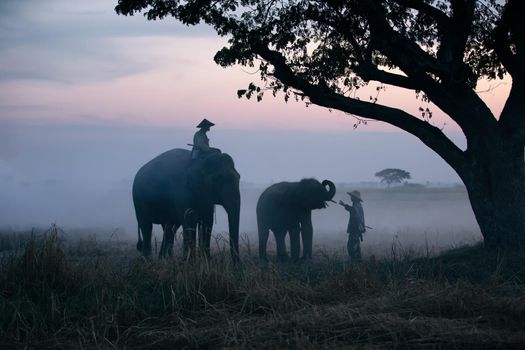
<box><xmin>257</xmin><ymin>178</ymin><xmax>336</xmax><ymax>261</ymax></box>
<box><xmin>132</xmin><ymin>148</ymin><xmax>241</xmax><ymax>262</ymax></box>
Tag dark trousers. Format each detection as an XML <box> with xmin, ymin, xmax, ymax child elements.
<box><xmin>347</xmin><ymin>233</ymin><xmax>361</xmax><ymax>262</ymax></box>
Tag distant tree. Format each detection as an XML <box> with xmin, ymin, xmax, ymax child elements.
<box><xmin>375</xmin><ymin>168</ymin><xmax>411</xmax><ymax>187</ymax></box>
<box><xmin>115</xmin><ymin>1</ymin><xmax>525</xmax><ymax>248</ymax></box>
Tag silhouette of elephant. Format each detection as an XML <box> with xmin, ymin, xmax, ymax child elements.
<box><xmin>257</xmin><ymin>178</ymin><xmax>336</xmax><ymax>261</ymax></box>
<box><xmin>132</xmin><ymin>149</ymin><xmax>241</xmax><ymax>262</ymax></box>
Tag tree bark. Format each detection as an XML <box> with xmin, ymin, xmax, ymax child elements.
<box><xmin>463</xmin><ymin>136</ymin><xmax>525</xmax><ymax>248</ymax></box>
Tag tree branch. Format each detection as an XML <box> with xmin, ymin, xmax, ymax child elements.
<box><xmin>493</xmin><ymin>2</ymin><xmax>518</xmax><ymax>76</ymax></box>
<box><xmin>364</xmin><ymin>0</ymin><xmax>445</xmax><ymax>76</ymax></box>
<box><xmin>499</xmin><ymin>80</ymin><xmax>525</xmax><ymax>144</ymax></box>
<box><xmin>305</xmin><ymin>5</ymin><xmax>420</xmax><ymax>91</ymax></box>
<box><xmin>361</xmin><ymin>0</ymin><xmax>497</xmax><ymax>140</ymax></box>
<box><xmin>358</xmin><ymin>65</ymin><xmax>419</xmax><ymax>90</ymax></box>
<box><xmin>394</xmin><ymin>0</ymin><xmax>475</xmax><ymax>78</ymax></box>
<box><xmin>253</xmin><ymin>44</ymin><xmax>467</xmax><ymax>175</ymax></box>
<box><xmin>495</xmin><ymin>0</ymin><xmax>525</xmax><ymax>142</ymax></box>
<box><xmin>493</xmin><ymin>0</ymin><xmax>525</xmax><ymax>78</ymax></box>
<box><xmin>395</xmin><ymin>0</ymin><xmax>450</xmax><ymax>28</ymax></box>
<box><xmin>295</xmin><ymin>0</ymin><xmax>487</xmax><ymax>135</ymax></box>
<box><xmin>436</xmin><ymin>0</ymin><xmax>474</xmax><ymax>71</ymax></box>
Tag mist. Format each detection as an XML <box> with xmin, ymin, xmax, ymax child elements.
<box><xmin>0</xmin><ymin>120</ymin><xmax>480</xmax><ymax>254</ymax></box>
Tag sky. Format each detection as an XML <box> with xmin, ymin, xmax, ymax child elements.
<box><xmin>0</xmin><ymin>0</ymin><xmax>510</xmax><ymax>232</ymax></box>
<box><xmin>0</xmin><ymin>0</ymin><xmax>510</xmax><ymax>130</ymax></box>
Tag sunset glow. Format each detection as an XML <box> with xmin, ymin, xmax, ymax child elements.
<box><xmin>0</xmin><ymin>1</ymin><xmax>511</xmax><ymax>134</ymax></box>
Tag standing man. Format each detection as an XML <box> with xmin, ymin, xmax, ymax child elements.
<box><xmin>339</xmin><ymin>190</ymin><xmax>366</xmax><ymax>262</ymax></box>
<box><xmin>192</xmin><ymin>118</ymin><xmax>215</xmax><ymax>159</ymax></box>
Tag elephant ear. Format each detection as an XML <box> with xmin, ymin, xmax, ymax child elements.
<box><xmin>186</xmin><ymin>153</ymin><xmax>228</xmax><ymax>201</ymax></box>
<box><xmin>296</xmin><ymin>178</ymin><xmax>330</xmax><ymax>209</ymax></box>
<box><xmin>290</xmin><ymin>179</ymin><xmax>318</xmax><ymax>209</ymax></box>
<box><xmin>186</xmin><ymin>157</ymin><xmax>214</xmax><ymax>193</ymax></box>
<box><xmin>204</xmin><ymin>154</ymin><xmax>239</xmax><ymax>181</ymax></box>
<box><xmin>296</xmin><ymin>179</ymin><xmax>314</xmax><ymax>205</ymax></box>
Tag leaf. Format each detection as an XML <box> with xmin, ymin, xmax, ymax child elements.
<box><xmin>237</xmin><ymin>89</ymin><xmax>247</xmax><ymax>98</ymax></box>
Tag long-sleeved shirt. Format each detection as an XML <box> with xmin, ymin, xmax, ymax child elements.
<box><xmin>343</xmin><ymin>202</ymin><xmax>365</xmax><ymax>235</ymax></box>
<box><xmin>192</xmin><ymin>129</ymin><xmax>210</xmax><ymax>158</ymax></box>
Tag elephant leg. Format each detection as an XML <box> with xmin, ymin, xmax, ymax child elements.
<box><xmin>166</xmin><ymin>224</ymin><xmax>179</xmax><ymax>257</ymax></box>
<box><xmin>160</xmin><ymin>224</ymin><xmax>178</xmax><ymax>258</ymax></box>
<box><xmin>301</xmin><ymin>211</ymin><xmax>314</xmax><ymax>260</ymax></box>
<box><xmin>197</xmin><ymin>222</ymin><xmax>204</xmax><ymax>250</ymax></box>
<box><xmin>183</xmin><ymin>224</ymin><xmax>197</xmax><ymax>260</ymax></box>
<box><xmin>159</xmin><ymin>224</ymin><xmax>168</xmax><ymax>259</ymax></box>
<box><xmin>258</xmin><ymin>224</ymin><xmax>270</xmax><ymax>262</ymax></box>
<box><xmin>274</xmin><ymin>229</ymin><xmax>288</xmax><ymax>262</ymax></box>
<box><xmin>289</xmin><ymin>225</ymin><xmax>301</xmax><ymax>262</ymax></box>
<box><xmin>173</xmin><ymin>226</ymin><xmax>178</xmax><ymax>241</ymax></box>
<box><xmin>183</xmin><ymin>209</ymin><xmax>198</xmax><ymax>260</ymax></box>
<box><xmin>139</xmin><ymin>222</ymin><xmax>153</xmax><ymax>257</ymax></box>
<box><xmin>198</xmin><ymin>210</ymin><xmax>213</xmax><ymax>258</ymax></box>
<box><xmin>199</xmin><ymin>223</ymin><xmax>212</xmax><ymax>258</ymax></box>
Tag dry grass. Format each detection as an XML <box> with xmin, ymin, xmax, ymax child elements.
<box><xmin>1</xmin><ymin>227</ymin><xmax>524</xmax><ymax>349</ymax></box>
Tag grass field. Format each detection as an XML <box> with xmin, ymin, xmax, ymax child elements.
<box><xmin>1</xmin><ymin>226</ymin><xmax>524</xmax><ymax>349</ymax></box>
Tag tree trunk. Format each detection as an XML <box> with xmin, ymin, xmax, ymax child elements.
<box><xmin>463</xmin><ymin>138</ymin><xmax>525</xmax><ymax>248</ymax></box>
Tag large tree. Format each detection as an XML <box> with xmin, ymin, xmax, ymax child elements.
<box><xmin>115</xmin><ymin>0</ymin><xmax>525</xmax><ymax>248</ymax></box>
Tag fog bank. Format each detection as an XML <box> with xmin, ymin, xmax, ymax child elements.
<box><xmin>0</xmin><ymin>121</ymin><xmax>479</xmax><ymax>251</ymax></box>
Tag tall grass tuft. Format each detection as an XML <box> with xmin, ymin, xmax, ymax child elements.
<box><xmin>1</xmin><ymin>228</ymin><xmax>524</xmax><ymax>349</ymax></box>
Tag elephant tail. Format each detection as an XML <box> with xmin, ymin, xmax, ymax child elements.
<box><xmin>136</xmin><ymin>225</ymin><xmax>143</xmax><ymax>252</ymax></box>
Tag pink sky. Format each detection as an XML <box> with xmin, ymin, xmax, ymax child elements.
<box><xmin>0</xmin><ymin>1</ymin><xmax>511</xmax><ymax>135</ymax></box>
<box><xmin>1</xmin><ymin>34</ymin><xmax>510</xmax><ymax>130</ymax></box>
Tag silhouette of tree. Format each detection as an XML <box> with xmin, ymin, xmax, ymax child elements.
<box><xmin>375</xmin><ymin>168</ymin><xmax>411</xmax><ymax>187</ymax></box>
<box><xmin>115</xmin><ymin>1</ymin><xmax>525</xmax><ymax>248</ymax></box>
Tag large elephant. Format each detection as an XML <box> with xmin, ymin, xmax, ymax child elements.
<box><xmin>132</xmin><ymin>149</ymin><xmax>241</xmax><ymax>262</ymax></box>
<box><xmin>257</xmin><ymin>178</ymin><xmax>336</xmax><ymax>261</ymax></box>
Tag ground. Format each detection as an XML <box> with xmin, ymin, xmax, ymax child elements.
<box><xmin>1</xmin><ymin>226</ymin><xmax>524</xmax><ymax>349</ymax></box>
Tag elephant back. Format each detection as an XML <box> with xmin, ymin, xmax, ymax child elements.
<box><xmin>257</xmin><ymin>182</ymin><xmax>294</xmax><ymax>211</ymax></box>
<box><xmin>133</xmin><ymin>149</ymin><xmax>191</xmax><ymax>198</ymax></box>
<box><xmin>136</xmin><ymin>149</ymin><xmax>191</xmax><ymax>177</ymax></box>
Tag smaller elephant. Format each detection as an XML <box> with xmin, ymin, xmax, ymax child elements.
<box><xmin>257</xmin><ymin>178</ymin><xmax>336</xmax><ymax>261</ymax></box>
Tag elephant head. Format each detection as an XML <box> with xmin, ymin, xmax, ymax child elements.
<box><xmin>188</xmin><ymin>152</ymin><xmax>241</xmax><ymax>261</ymax></box>
<box><xmin>294</xmin><ymin>178</ymin><xmax>336</xmax><ymax>209</ymax></box>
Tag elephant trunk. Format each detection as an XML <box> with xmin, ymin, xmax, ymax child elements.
<box><xmin>322</xmin><ymin>180</ymin><xmax>336</xmax><ymax>201</ymax></box>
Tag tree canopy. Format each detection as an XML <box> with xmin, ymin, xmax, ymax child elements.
<box><xmin>375</xmin><ymin>168</ymin><xmax>411</xmax><ymax>187</ymax></box>
<box><xmin>114</xmin><ymin>0</ymin><xmax>522</xmax><ymax>177</ymax></box>
<box><xmin>115</xmin><ymin>1</ymin><xmax>525</xmax><ymax>247</ymax></box>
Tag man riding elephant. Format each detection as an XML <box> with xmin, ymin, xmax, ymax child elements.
<box><xmin>132</xmin><ymin>146</ymin><xmax>241</xmax><ymax>262</ymax></box>
<box><xmin>192</xmin><ymin>118</ymin><xmax>220</xmax><ymax>159</ymax></box>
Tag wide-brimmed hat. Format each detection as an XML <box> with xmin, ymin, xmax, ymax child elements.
<box><xmin>347</xmin><ymin>190</ymin><xmax>363</xmax><ymax>202</ymax></box>
<box><xmin>197</xmin><ymin>118</ymin><xmax>215</xmax><ymax>128</ymax></box>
